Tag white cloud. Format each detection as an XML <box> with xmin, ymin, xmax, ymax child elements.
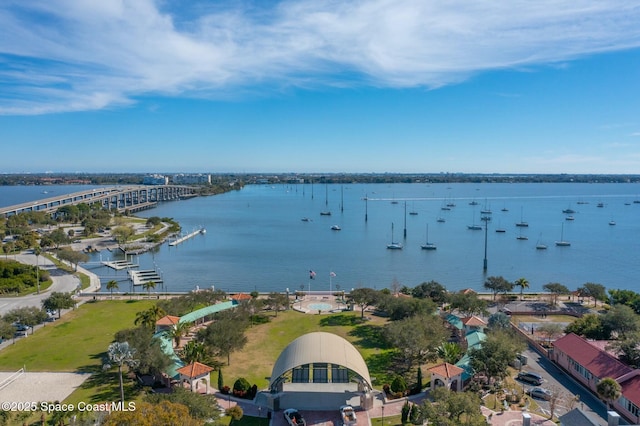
<box><xmin>2</xmin><ymin>0</ymin><xmax>640</xmax><ymax>114</ymax></box>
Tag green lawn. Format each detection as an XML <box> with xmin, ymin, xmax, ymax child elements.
<box><xmin>0</xmin><ymin>299</ymin><xmax>153</xmax><ymax>371</ymax></box>
<box><xmin>224</xmin><ymin>310</ymin><xmax>393</xmax><ymax>389</ymax></box>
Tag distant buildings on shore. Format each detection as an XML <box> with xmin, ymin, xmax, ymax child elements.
<box><xmin>142</xmin><ymin>173</ymin><xmax>212</xmax><ymax>185</ymax></box>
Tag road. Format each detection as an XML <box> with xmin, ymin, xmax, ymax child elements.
<box><xmin>0</xmin><ymin>253</ymin><xmax>99</xmax><ymax>317</ymax></box>
<box><xmin>518</xmin><ymin>346</ymin><xmax>626</xmax><ymax>425</ymax></box>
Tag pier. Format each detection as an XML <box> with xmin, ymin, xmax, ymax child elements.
<box><xmin>169</xmin><ymin>228</ymin><xmax>206</xmax><ymax>246</ymax></box>
<box><xmin>101</xmin><ymin>260</ymin><xmax>138</xmax><ymax>270</ymax></box>
<box><xmin>128</xmin><ymin>269</ymin><xmax>163</xmax><ymax>286</ymax></box>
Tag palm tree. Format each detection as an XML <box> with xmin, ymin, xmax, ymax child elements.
<box><xmin>103</xmin><ymin>341</ymin><xmax>139</xmax><ymax>403</ymax></box>
<box><xmin>142</xmin><ymin>280</ymin><xmax>156</xmax><ymax>296</ymax></box>
<box><xmin>106</xmin><ymin>280</ymin><xmax>119</xmax><ymax>299</ymax></box>
<box><xmin>596</xmin><ymin>377</ymin><xmax>621</xmax><ymax>409</ymax></box>
<box><xmin>134</xmin><ymin>305</ymin><xmax>165</xmax><ymax>329</ymax></box>
<box><xmin>181</xmin><ymin>340</ymin><xmax>206</xmax><ymax>364</ymax></box>
<box><xmin>167</xmin><ymin>321</ymin><xmax>192</xmax><ymax>348</ymax></box>
<box><xmin>437</xmin><ymin>342</ymin><xmax>463</xmax><ymax>364</ymax></box>
<box><xmin>515</xmin><ymin>277</ymin><xmax>529</xmax><ymax>301</ymax></box>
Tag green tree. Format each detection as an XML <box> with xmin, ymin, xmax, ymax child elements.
<box><xmin>349</xmin><ymin>287</ymin><xmax>379</xmax><ymax>319</ymax></box>
<box><xmin>41</xmin><ymin>291</ymin><xmax>75</xmax><ymax>318</ymax></box>
<box><xmin>4</xmin><ymin>306</ymin><xmax>47</xmax><ymax>334</ymax></box>
<box><xmin>266</xmin><ymin>292</ymin><xmax>289</xmax><ymax>317</ymax></box>
<box><xmin>134</xmin><ymin>304</ymin><xmax>165</xmax><ymax>329</ymax></box>
<box><xmin>48</xmin><ymin>228</ymin><xmax>69</xmax><ymax>250</ymax></box>
<box><xmin>114</xmin><ymin>326</ymin><xmax>172</xmax><ymax>378</ymax></box>
<box><xmin>596</xmin><ymin>377</ymin><xmax>622</xmax><ymax>409</ymax></box>
<box><xmin>167</xmin><ymin>321</ymin><xmax>192</xmax><ymax>348</ymax></box>
<box><xmin>469</xmin><ymin>330</ymin><xmax>524</xmax><ymax>385</ymax></box>
<box><xmin>56</xmin><ymin>248</ymin><xmax>89</xmax><ymax>271</ymax></box>
<box><xmin>104</xmin><ymin>341</ymin><xmax>139</xmax><ymax>403</ymax></box>
<box><xmin>142</xmin><ymin>280</ymin><xmax>157</xmax><ymax>296</ymax></box>
<box><xmin>580</xmin><ymin>282</ymin><xmax>607</xmax><ymax>307</ymax></box>
<box><xmin>106</xmin><ymin>279</ymin><xmax>119</xmax><ymax>299</ymax></box>
<box><xmin>601</xmin><ymin>304</ymin><xmax>640</xmax><ymax>339</ymax></box>
<box><xmin>412</xmin><ymin>281</ymin><xmax>448</xmax><ymax>304</ymax></box>
<box><xmin>565</xmin><ymin>314</ymin><xmax>608</xmax><ymax>339</ymax></box>
<box><xmin>449</xmin><ymin>291</ymin><xmax>488</xmax><ymax>316</ymax></box>
<box><xmin>437</xmin><ymin>342</ymin><xmax>463</xmax><ymax>364</ymax></box>
<box><xmin>384</xmin><ymin>314</ymin><xmax>448</xmax><ymax>371</ymax></box>
<box><xmin>483</xmin><ymin>276</ymin><xmax>514</xmax><ymax>301</ymax></box>
<box><xmin>112</xmin><ymin>226</ymin><xmax>134</xmax><ymax>245</ymax></box>
<box><xmin>487</xmin><ymin>312</ymin><xmax>511</xmax><ymax>330</ymax></box>
<box><xmin>543</xmin><ymin>282</ymin><xmax>570</xmax><ymax>306</ymax></box>
<box><xmin>181</xmin><ymin>340</ymin><xmax>207</xmax><ymax>364</ymax></box>
<box><xmin>514</xmin><ymin>277</ymin><xmax>529</xmax><ymax>300</ymax></box>
<box><xmin>217</xmin><ymin>368</ymin><xmax>224</xmax><ymax>390</ymax></box>
<box><xmin>198</xmin><ymin>317</ymin><xmax>247</xmax><ymax>365</ymax></box>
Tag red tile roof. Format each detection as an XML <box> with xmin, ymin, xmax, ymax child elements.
<box><xmin>620</xmin><ymin>374</ymin><xmax>640</xmax><ymax>406</ymax></box>
<box><xmin>156</xmin><ymin>315</ymin><xmax>180</xmax><ymax>326</ymax></box>
<box><xmin>553</xmin><ymin>333</ymin><xmax>632</xmax><ymax>380</ymax></box>
<box><xmin>462</xmin><ymin>316</ymin><xmax>486</xmax><ymax>327</ymax></box>
<box><xmin>231</xmin><ymin>293</ymin><xmax>252</xmax><ymax>301</ymax></box>
<box><xmin>428</xmin><ymin>362</ymin><xmax>465</xmax><ymax>379</ymax></box>
<box><xmin>176</xmin><ymin>362</ymin><xmax>214</xmax><ymax>379</ymax></box>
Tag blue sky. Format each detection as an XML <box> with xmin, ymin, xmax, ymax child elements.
<box><xmin>1</xmin><ymin>1</ymin><xmax>640</xmax><ymax>174</ymax></box>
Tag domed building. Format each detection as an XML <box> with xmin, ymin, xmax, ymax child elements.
<box><xmin>263</xmin><ymin>332</ymin><xmax>374</xmax><ymax>410</ymax></box>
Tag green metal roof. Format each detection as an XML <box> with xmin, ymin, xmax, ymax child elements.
<box><xmin>179</xmin><ymin>300</ymin><xmax>237</xmax><ymax>324</ymax></box>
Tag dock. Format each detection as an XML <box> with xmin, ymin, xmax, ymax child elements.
<box><xmin>168</xmin><ymin>228</ymin><xmax>206</xmax><ymax>247</ymax></box>
<box><xmin>128</xmin><ymin>269</ymin><xmax>163</xmax><ymax>286</ymax></box>
<box><xmin>101</xmin><ymin>260</ymin><xmax>138</xmax><ymax>270</ymax></box>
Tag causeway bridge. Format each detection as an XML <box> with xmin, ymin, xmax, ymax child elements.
<box><xmin>0</xmin><ymin>185</ymin><xmax>198</xmax><ymax>217</ymax></box>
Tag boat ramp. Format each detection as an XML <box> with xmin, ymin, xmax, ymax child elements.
<box><xmin>168</xmin><ymin>228</ymin><xmax>206</xmax><ymax>247</ymax></box>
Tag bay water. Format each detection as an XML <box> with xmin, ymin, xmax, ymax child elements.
<box><xmin>2</xmin><ymin>183</ymin><xmax>639</xmax><ymax>294</ymax></box>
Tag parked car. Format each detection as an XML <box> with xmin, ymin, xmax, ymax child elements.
<box><xmin>527</xmin><ymin>387</ymin><xmax>552</xmax><ymax>401</ymax></box>
<box><xmin>340</xmin><ymin>405</ymin><xmax>357</xmax><ymax>426</ymax></box>
<box><xmin>517</xmin><ymin>371</ymin><xmax>543</xmax><ymax>386</ymax></box>
<box><xmin>284</xmin><ymin>409</ymin><xmax>306</xmax><ymax>426</ymax></box>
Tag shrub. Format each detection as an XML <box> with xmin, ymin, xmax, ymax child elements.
<box><xmin>391</xmin><ymin>376</ymin><xmax>407</xmax><ymax>394</ymax></box>
<box><xmin>233</xmin><ymin>378</ymin><xmax>251</xmax><ymax>397</ymax></box>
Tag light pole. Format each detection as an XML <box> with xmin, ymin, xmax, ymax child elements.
<box><xmin>482</xmin><ymin>215</ymin><xmax>489</xmax><ymax>271</ymax></box>
<box><xmin>381</xmin><ymin>405</ymin><xmax>385</xmax><ymax>426</ymax></box>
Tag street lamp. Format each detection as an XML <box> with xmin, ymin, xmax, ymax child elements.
<box><xmin>381</xmin><ymin>405</ymin><xmax>385</xmax><ymax>426</ymax></box>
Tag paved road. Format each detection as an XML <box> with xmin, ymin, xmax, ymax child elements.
<box><xmin>518</xmin><ymin>347</ymin><xmax>623</xmax><ymax>425</ymax></box>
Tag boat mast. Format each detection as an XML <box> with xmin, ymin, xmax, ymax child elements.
<box><xmin>403</xmin><ymin>201</ymin><xmax>407</xmax><ymax>239</ymax></box>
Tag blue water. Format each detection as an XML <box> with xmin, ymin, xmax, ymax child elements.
<box><xmin>2</xmin><ymin>183</ymin><xmax>639</xmax><ymax>294</ymax></box>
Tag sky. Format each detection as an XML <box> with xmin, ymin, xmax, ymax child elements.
<box><xmin>1</xmin><ymin>1</ymin><xmax>640</xmax><ymax>174</ymax></box>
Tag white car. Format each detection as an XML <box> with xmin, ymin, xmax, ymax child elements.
<box><xmin>340</xmin><ymin>405</ymin><xmax>357</xmax><ymax>425</ymax></box>
<box><xmin>527</xmin><ymin>387</ymin><xmax>552</xmax><ymax>401</ymax></box>
<box><xmin>284</xmin><ymin>408</ymin><xmax>306</xmax><ymax>426</ymax></box>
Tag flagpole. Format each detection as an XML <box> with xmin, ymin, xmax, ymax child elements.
<box><xmin>329</xmin><ymin>270</ymin><xmax>332</xmax><ymax>295</ymax></box>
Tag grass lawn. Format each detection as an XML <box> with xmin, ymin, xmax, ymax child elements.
<box><xmin>0</xmin><ymin>299</ymin><xmax>153</xmax><ymax>371</ymax></box>
<box><xmin>223</xmin><ymin>310</ymin><xmax>392</xmax><ymax>389</ymax></box>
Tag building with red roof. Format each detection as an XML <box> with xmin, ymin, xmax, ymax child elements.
<box><xmin>553</xmin><ymin>333</ymin><xmax>640</xmax><ymax>424</ymax></box>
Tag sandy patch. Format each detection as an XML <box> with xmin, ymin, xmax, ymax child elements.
<box><xmin>0</xmin><ymin>372</ymin><xmax>90</xmax><ymax>402</ymax></box>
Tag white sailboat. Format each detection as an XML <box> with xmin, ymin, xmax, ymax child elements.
<box><xmin>421</xmin><ymin>224</ymin><xmax>437</xmax><ymax>250</ymax></box>
<box><xmin>535</xmin><ymin>233</ymin><xmax>547</xmax><ymax>250</ymax></box>
<box><xmin>387</xmin><ymin>223</ymin><xmax>403</xmax><ymax>250</ymax></box>
<box><xmin>555</xmin><ymin>222</ymin><xmax>570</xmax><ymax>246</ymax></box>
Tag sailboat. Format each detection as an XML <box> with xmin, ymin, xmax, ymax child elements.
<box><xmin>535</xmin><ymin>233</ymin><xmax>547</xmax><ymax>250</ymax></box>
<box><xmin>555</xmin><ymin>223</ymin><xmax>570</xmax><ymax>246</ymax></box>
<box><xmin>421</xmin><ymin>224</ymin><xmax>437</xmax><ymax>250</ymax></box>
<box><xmin>467</xmin><ymin>211</ymin><xmax>482</xmax><ymax>230</ymax></box>
<box><xmin>386</xmin><ymin>223</ymin><xmax>403</xmax><ymax>250</ymax></box>
<box><xmin>516</xmin><ymin>206</ymin><xmax>529</xmax><ymax>227</ymax></box>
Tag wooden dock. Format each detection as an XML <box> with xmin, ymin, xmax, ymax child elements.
<box><xmin>128</xmin><ymin>269</ymin><xmax>163</xmax><ymax>286</ymax></box>
<box><xmin>169</xmin><ymin>228</ymin><xmax>206</xmax><ymax>246</ymax></box>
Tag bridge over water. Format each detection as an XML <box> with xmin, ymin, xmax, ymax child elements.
<box><xmin>0</xmin><ymin>185</ymin><xmax>197</xmax><ymax>217</ymax></box>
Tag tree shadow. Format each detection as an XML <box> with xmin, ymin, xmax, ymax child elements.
<box><xmin>348</xmin><ymin>324</ymin><xmax>388</xmax><ymax>349</ymax></box>
<box><xmin>319</xmin><ymin>314</ymin><xmax>362</xmax><ymax>327</ymax></box>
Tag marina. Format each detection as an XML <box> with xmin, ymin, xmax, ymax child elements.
<box><xmin>2</xmin><ymin>182</ymin><xmax>639</xmax><ymax>294</ymax></box>
<box><xmin>101</xmin><ymin>260</ymin><xmax>138</xmax><ymax>270</ymax></box>
<box><xmin>128</xmin><ymin>269</ymin><xmax>163</xmax><ymax>286</ymax></box>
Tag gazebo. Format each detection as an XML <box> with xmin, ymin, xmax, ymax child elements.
<box><xmin>176</xmin><ymin>362</ymin><xmax>214</xmax><ymax>393</ymax></box>
<box><xmin>428</xmin><ymin>362</ymin><xmax>465</xmax><ymax>391</ymax></box>
<box><xmin>155</xmin><ymin>315</ymin><xmax>180</xmax><ymax>333</ymax></box>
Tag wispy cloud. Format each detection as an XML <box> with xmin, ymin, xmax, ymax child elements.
<box><xmin>2</xmin><ymin>0</ymin><xmax>640</xmax><ymax>114</ymax></box>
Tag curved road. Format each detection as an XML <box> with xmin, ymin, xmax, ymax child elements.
<box><xmin>0</xmin><ymin>253</ymin><xmax>99</xmax><ymax>317</ymax></box>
